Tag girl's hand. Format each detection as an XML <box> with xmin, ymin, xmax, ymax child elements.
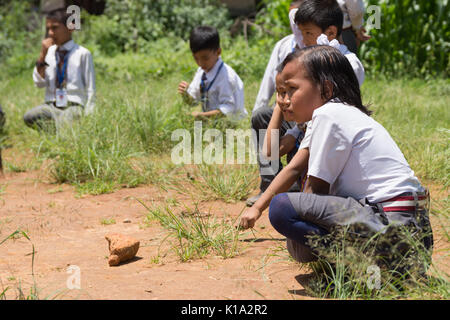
<box><xmin>239</xmin><ymin>206</ymin><xmax>262</xmax><ymax>230</ymax></box>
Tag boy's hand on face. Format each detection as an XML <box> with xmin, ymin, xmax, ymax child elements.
<box><xmin>40</xmin><ymin>37</ymin><xmax>54</xmax><ymax>59</ymax></box>
<box><xmin>178</xmin><ymin>81</ymin><xmax>189</xmax><ymax>95</ymax></box>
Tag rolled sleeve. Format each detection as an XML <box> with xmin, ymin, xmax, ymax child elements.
<box><xmin>346</xmin><ymin>0</ymin><xmax>365</xmax><ymax>30</ymax></box>
<box><xmin>187</xmin><ymin>70</ymin><xmax>201</xmax><ymax>102</ymax></box>
<box><xmin>32</xmin><ymin>66</ymin><xmax>47</xmax><ymax>88</ymax></box>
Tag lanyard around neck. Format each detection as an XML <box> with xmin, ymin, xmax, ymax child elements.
<box><xmin>56</xmin><ymin>49</ymin><xmax>71</xmax><ymax>88</ymax></box>
<box><xmin>201</xmin><ymin>61</ymin><xmax>224</xmax><ymax>93</ymax></box>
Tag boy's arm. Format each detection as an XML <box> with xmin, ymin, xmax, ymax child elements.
<box><xmin>253</xmin><ymin>41</ymin><xmax>282</xmax><ymax>113</ymax></box>
<box><xmin>83</xmin><ymin>51</ymin><xmax>96</xmax><ymax>115</ymax></box>
<box><xmin>262</xmin><ymin>104</ymin><xmax>297</xmax><ymax>159</ymax></box>
<box><xmin>239</xmin><ymin>148</ymin><xmax>309</xmax><ymax>229</ymax></box>
<box><xmin>33</xmin><ymin>38</ymin><xmax>54</xmax><ymax>87</ymax></box>
<box><xmin>345</xmin><ymin>0</ymin><xmax>365</xmax><ymax>31</ymax></box>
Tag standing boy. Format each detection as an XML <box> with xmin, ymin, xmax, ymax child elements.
<box><xmin>178</xmin><ymin>26</ymin><xmax>247</xmax><ymax>121</ymax></box>
<box><xmin>24</xmin><ymin>9</ymin><xmax>96</xmax><ymax>130</ymax></box>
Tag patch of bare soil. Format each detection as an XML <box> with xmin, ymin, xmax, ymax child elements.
<box><xmin>0</xmin><ymin>171</ymin><xmax>448</xmax><ymax>300</ymax></box>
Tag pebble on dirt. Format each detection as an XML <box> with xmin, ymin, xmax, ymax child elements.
<box><xmin>105</xmin><ymin>233</ymin><xmax>140</xmax><ymax>266</ymax></box>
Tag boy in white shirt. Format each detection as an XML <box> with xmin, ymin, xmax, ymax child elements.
<box><xmin>178</xmin><ymin>26</ymin><xmax>247</xmax><ymax>121</ymax></box>
<box><xmin>24</xmin><ymin>9</ymin><xmax>96</xmax><ymax>130</ymax></box>
<box><xmin>337</xmin><ymin>0</ymin><xmax>371</xmax><ymax>54</ymax></box>
<box><xmin>248</xmin><ymin>0</ymin><xmax>305</xmax><ymax>207</ymax></box>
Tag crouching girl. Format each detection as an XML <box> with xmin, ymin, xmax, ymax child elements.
<box><xmin>239</xmin><ymin>46</ymin><xmax>433</xmax><ymax>271</ymax></box>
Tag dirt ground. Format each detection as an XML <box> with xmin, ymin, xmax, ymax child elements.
<box><xmin>0</xmin><ymin>166</ymin><xmax>448</xmax><ymax>300</ymax></box>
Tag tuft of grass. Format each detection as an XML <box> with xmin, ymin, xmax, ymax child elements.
<box><xmin>139</xmin><ymin>199</ymin><xmax>244</xmax><ymax>262</ymax></box>
<box><xmin>171</xmin><ymin>164</ymin><xmax>258</xmax><ymax>203</ymax></box>
<box><xmin>301</xmin><ymin>225</ymin><xmax>449</xmax><ymax>300</ymax></box>
<box><xmin>0</xmin><ymin>229</ymin><xmax>39</xmax><ymax>300</ymax></box>
<box><xmin>100</xmin><ymin>218</ymin><xmax>116</xmax><ymax>226</ymax></box>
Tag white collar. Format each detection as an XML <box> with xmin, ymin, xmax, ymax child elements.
<box><xmin>203</xmin><ymin>57</ymin><xmax>223</xmax><ymax>80</ymax></box>
<box><xmin>58</xmin><ymin>39</ymin><xmax>75</xmax><ymax>51</ymax></box>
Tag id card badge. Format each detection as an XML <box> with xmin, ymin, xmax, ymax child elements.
<box><xmin>55</xmin><ymin>88</ymin><xmax>68</xmax><ymax>107</ymax></box>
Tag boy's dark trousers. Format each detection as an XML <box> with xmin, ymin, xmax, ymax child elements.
<box><xmin>251</xmin><ymin>106</ymin><xmax>299</xmax><ymax>193</ymax></box>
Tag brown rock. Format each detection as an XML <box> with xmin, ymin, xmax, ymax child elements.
<box><xmin>105</xmin><ymin>233</ymin><xmax>140</xmax><ymax>266</ymax></box>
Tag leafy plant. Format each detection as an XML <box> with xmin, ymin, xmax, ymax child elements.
<box><xmin>361</xmin><ymin>0</ymin><xmax>450</xmax><ymax>78</ymax></box>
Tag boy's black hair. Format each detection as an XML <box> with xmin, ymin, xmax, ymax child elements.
<box><xmin>281</xmin><ymin>46</ymin><xmax>371</xmax><ymax>116</ymax></box>
<box><xmin>46</xmin><ymin>8</ymin><xmax>71</xmax><ymax>27</ymax></box>
<box><xmin>294</xmin><ymin>0</ymin><xmax>344</xmax><ymax>37</ymax></box>
<box><xmin>189</xmin><ymin>26</ymin><xmax>220</xmax><ymax>54</ymax></box>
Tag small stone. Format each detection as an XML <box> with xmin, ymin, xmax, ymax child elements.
<box><xmin>105</xmin><ymin>233</ymin><xmax>140</xmax><ymax>266</ymax></box>
<box><xmin>123</xmin><ymin>218</ymin><xmax>131</xmax><ymax>223</ymax></box>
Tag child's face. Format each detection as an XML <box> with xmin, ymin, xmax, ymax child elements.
<box><xmin>281</xmin><ymin>59</ymin><xmax>325</xmax><ymax>123</ymax></box>
<box><xmin>275</xmin><ymin>73</ymin><xmax>295</xmax><ymax>122</ymax></box>
<box><xmin>193</xmin><ymin>48</ymin><xmax>221</xmax><ymax>72</ymax></box>
<box><xmin>297</xmin><ymin>22</ymin><xmax>336</xmax><ymax>46</ymax></box>
<box><xmin>46</xmin><ymin>18</ymin><xmax>72</xmax><ymax>46</ymax></box>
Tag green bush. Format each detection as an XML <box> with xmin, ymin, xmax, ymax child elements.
<box><xmin>360</xmin><ymin>0</ymin><xmax>450</xmax><ymax>78</ymax></box>
<box><xmin>79</xmin><ymin>0</ymin><xmax>232</xmax><ymax>55</ymax></box>
<box><xmin>0</xmin><ymin>0</ymin><xmax>42</xmax><ymax>75</ymax></box>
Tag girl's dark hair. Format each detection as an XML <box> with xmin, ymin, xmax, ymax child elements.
<box><xmin>281</xmin><ymin>46</ymin><xmax>371</xmax><ymax>116</ymax></box>
<box><xmin>294</xmin><ymin>0</ymin><xmax>343</xmax><ymax>37</ymax></box>
<box><xmin>189</xmin><ymin>26</ymin><xmax>220</xmax><ymax>54</ymax></box>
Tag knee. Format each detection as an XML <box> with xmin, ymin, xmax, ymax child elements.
<box><xmin>251</xmin><ymin>107</ymin><xmax>272</xmax><ymax>130</ymax></box>
<box><xmin>23</xmin><ymin>112</ymin><xmax>33</xmax><ymax>127</ymax></box>
<box><xmin>269</xmin><ymin>193</ymin><xmax>291</xmax><ymax>230</ymax></box>
<box><xmin>23</xmin><ymin>111</ymin><xmax>35</xmax><ymax>127</ymax></box>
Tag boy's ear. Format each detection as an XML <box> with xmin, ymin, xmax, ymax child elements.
<box><xmin>324</xmin><ymin>25</ymin><xmax>338</xmax><ymax>41</ymax></box>
<box><xmin>217</xmin><ymin>48</ymin><xmax>222</xmax><ymax>56</ymax></box>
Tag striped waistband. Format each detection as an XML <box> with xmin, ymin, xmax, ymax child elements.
<box><xmin>379</xmin><ymin>192</ymin><xmax>429</xmax><ymax>212</ymax></box>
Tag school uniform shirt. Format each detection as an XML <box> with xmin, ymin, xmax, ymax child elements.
<box><xmin>33</xmin><ymin>40</ymin><xmax>96</xmax><ymax>115</ymax></box>
<box><xmin>316</xmin><ymin>34</ymin><xmax>365</xmax><ymax>86</ymax></box>
<box><xmin>289</xmin><ymin>8</ymin><xmax>304</xmax><ymax>51</ymax></box>
<box><xmin>337</xmin><ymin>0</ymin><xmax>366</xmax><ymax>30</ymax></box>
<box><xmin>186</xmin><ymin>57</ymin><xmax>247</xmax><ymax>120</ymax></box>
<box><xmin>284</xmin><ymin>123</ymin><xmax>305</xmax><ymax>141</ymax></box>
<box><xmin>304</xmin><ymin>101</ymin><xmax>424</xmax><ymax>203</ymax></box>
<box><xmin>253</xmin><ymin>34</ymin><xmax>305</xmax><ymax>113</ymax></box>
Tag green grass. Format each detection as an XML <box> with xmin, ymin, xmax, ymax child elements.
<box><xmin>100</xmin><ymin>218</ymin><xmax>116</xmax><ymax>226</ymax></box>
<box><xmin>140</xmin><ymin>199</ymin><xmax>245</xmax><ymax>262</ymax></box>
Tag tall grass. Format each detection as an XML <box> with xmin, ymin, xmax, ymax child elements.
<box><xmin>303</xmin><ymin>225</ymin><xmax>448</xmax><ymax>299</ymax></box>
<box><xmin>361</xmin><ymin>0</ymin><xmax>450</xmax><ymax>78</ymax></box>
<box><xmin>0</xmin><ymin>229</ymin><xmax>39</xmax><ymax>300</ymax></box>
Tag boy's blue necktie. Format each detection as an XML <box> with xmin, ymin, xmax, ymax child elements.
<box><xmin>200</xmin><ymin>72</ymin><xmax>207</xmax><ymax>112</ymax></box>
<box><xmin>56</xmin><ymin>49</ymin><xmax>68</xmax><ymax>88</ymax></box>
